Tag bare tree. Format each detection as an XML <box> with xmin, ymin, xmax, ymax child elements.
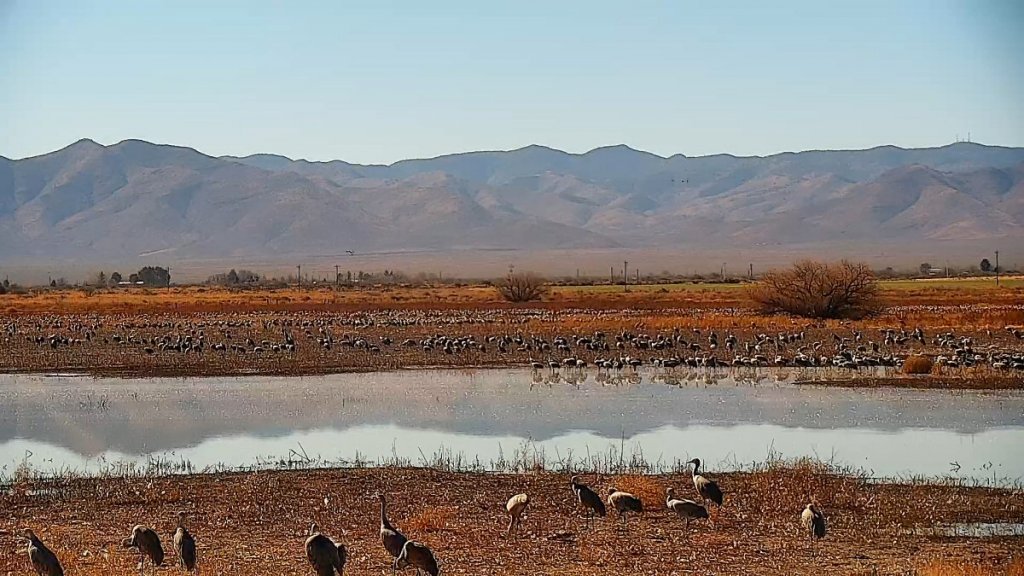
<box><xmin>747</xmin><ymin>260</ymin><xmax>880</xmax><ymax>319</ymax></box>
<box><xmin>497</xmin><ymin>271</ymin><xmax>547</xmax><ymax>303</ymax></box>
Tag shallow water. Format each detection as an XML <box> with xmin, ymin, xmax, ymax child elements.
<box><xmin>1</xmin><ymin>369</ymin><xmax>1022</xmax><ymax>482</ymax></box>
<box><xmin>904</xmin><ymin>523</ymin><xmax>1024</xmax><ymax>537</ymax></box>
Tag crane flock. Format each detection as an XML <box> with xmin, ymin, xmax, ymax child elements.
<box><xmin>5</xmin><ymin>310</ymin><xmax>1023</xmax><ymax>377</ymax></box>
<box><xmin>16</xmin><ymin>464</ymin><xmax>828</xmax><ymax>575</ymax></box>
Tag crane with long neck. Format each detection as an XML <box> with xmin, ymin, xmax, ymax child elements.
<box><xmin>378</xmin><ymin>493</ymin><xmax>408</xmax><ymax>563</ymax></box>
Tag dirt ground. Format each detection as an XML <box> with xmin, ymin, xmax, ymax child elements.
<box><xmin>1</xmin><ymin>283</ymin><xmax>1022</xmax><ymax>383</ymax></box>
<box><xmin>2</xmin><ymin>466</ymin><xmax>1022</xmax><ymax>576</ymax></box>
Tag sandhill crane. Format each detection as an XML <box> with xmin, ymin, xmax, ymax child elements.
<box><xmin>19</xmin><ymin>529</ymin><xmax>64</xmax><ymax>576</ymax></box>
<box><xmin>173</xmin><ymin>511</ymin><xmax>197</xmax><ymax>572</ymax></box>
<box><xmin>687</xmin><ymin>458</ymin><xmax>723</xmax><ymax>508</ymax></box>
<box><xmin>505</xmin><ymin>493</ymin><xmax>529</xmax><ymax>536</ymax></box>
<box><xmin>570</xmin><ymin>475</ymin><xmax>606</xmax><ymax>526</ymax></box>
<box><xmin>378</xmin><ymin>493</ymin><xmax>409</xmax><ymax>563</ymax></box>
<box><xmin>394</xmin><ymin>540</ymin><xmax>439</xmax><ymax>576</ymax></box>
<box><xmin>801</xmin><ymin>504</ymin><xmax>826</xmax><ymax>541</ymax></box>
<box><xmin>305</xmin><ymin>523</ymin><xmax>347</xmax><ymax>576</ymax></box>
<box><xmin>665</xmin><ymin>488</ymin><xmax>708</xmax><ymax>529</ymax></box>
<box><xmin>607</xmin><ymin>487</ymin><xmax>643</xmax><ymax>526</ymax></box>
<box><xmin>123</xmin><ymin>525</ymin><xmax>164</xmax><ymax>575</ymax></box>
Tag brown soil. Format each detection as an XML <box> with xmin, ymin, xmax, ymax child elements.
<box><xmin>2</xmin><ymin>466</ymin><xmax>1022</xmax><ymax>575</ymax></box>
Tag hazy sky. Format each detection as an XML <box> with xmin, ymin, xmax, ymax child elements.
<box><xmin>2</xmin><ymin>0</ymin><xmax>1022</xmax><ymax>164</ymax></box>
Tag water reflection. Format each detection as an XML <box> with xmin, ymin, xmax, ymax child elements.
<box><xmin>904</xmin><ymin>523</ymin><xmax>1024</xmax><ymax>537</ymax></box>
<box><xmin>1</xmin><ymin>369</ymin><xmax>1021</xmax><ymax>482</ymax></box>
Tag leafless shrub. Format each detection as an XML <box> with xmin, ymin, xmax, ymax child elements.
<box><xmin>902</xmin><ymin>355</ymin><xmax>934</xmax><ymax>375</ymax></box>
<box><xmin>496</xmin><ymin>271</ymin><xmax>547</xmax><ymax>303</ymax></box>
<box><xmin>747</xmin><ymin>259</ymin><xmax>881</xmax><ymax>319</ymax></box>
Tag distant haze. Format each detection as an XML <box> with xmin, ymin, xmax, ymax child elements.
<box><xmin>0</xmin><ymin>139</ymin><xmax>1021</xmax><ymax>282</ymax></box>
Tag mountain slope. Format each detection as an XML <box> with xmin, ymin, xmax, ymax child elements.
<box><xmin>1</xmin><ymin>140</ymin><xmax>1022</xmax><ymax>262</ymax></box>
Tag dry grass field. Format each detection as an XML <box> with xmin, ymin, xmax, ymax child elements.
<box><xmin>2</xmin><ymin>278</ymin><xmax>1023</xmax><ymax>315</ymax></box>
<box><xmin>2</xmin><ymin>464</ymin><xmax>1022</xmax><ymax>576</ymax></box>
<box><xmin>1</xmin><ymin>281</ymin><xmax>1023</xmax><ymax>381</ymax></box>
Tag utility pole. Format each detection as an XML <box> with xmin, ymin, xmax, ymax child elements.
<box><xmin>995</xmin><ymin>250</ymin><xmax>1000</xmax><ymax>287</ymax></box>
<box><xmin>623</xmin><ymin>261</ymin><xmax>629</xmax><ymax>292</ymax></box>
<box><xmin>296</xmin><ymin>265</ymin><xmax>301</xmax><ymax>287</ymax></box>
<box><xmin>335</xmin><ymin>265</ymin><xmax>340</xmax><ymax>286</ymax></box>
<box><xmin>610</xmin><ymin>266</ymin><xmax>614</xmax><ymax>283</ymax></box>
<box><xmin>748</xmin><ymin>263</ymin><xmax>753</xmax><ymax>279</ymax></box>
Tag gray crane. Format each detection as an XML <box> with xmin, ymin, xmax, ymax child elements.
<box><xmin>570</xmin><ymin>475</ymin><xmax>606</xmax><ymax>526</ymax></box>
<box><xmin>394</xmin><ymin>540</ymin><xmax>440</xmax><ymax>576</ymax></box>
<box><xmin>122</xmin><ymin>525</ymin><xmax>164</xmax><ymax>575</ymax></box>
<box><xmin>19</xmin><ymin>529</ymin><xmax>64</xmax><ymax>576</ymax></box>
<box><xmin>665</xmin><ymin>487</ymin><xmax>708</xmax><ymax>529</ymax></box>
<box><xmin>606</xmin><ymin>487</ymin><xmax>643</xmax><ymax>526</ymax></box>
<box><xmin>686</xmin><ymin>458</ymin><xmax>724</xmax><ymax>508</ymax></box>
<box><xmin>505</xmin><ymin>493</ymin><xmax>530</xmax><ymax>536</ymax></box>
<box><xmin>305</xmin><ymin>523</ymin><xmax>347</xmax><ymax>576</ymax></box>
<box><xmin>378</xmin><ymin>492</ymin><xmax>409</xmax><ymax>569</ymax></box>
<box><xmin>173</xmin><ymin>511</ymin><xmax>197</xmax><ymax>572</ymax></box>
<box><xmin>801</xmin><ymin>504</ymin><xmax>827</xmax><ymax>540</ymax></box>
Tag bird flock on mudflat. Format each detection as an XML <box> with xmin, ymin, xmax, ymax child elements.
<box><xmin>6</xmin><ymin>310</ymin><xmax>1024</xmax><ymax>376</ymax></box>
<box><xmin>15</xmin><ymin>460</ymin><xmax>828</xmax><ymax>576</ymax></box>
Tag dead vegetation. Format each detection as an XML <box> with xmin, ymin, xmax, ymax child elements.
<box><xmin>903</xmin><ymin>354</ymin><xmax>937</xmax><ymax>375</ymax></box>
<box><xmin>917</xmin><ymin>558</ymin><xmax>1024</xmax><ymax>576</ymax></box>
<box><xmin>1</xmin><ymin>465</ymin><xmax>1020</xmax><ymax>576</ymax></box>
<box><xmin>747</xmin><ymin>259</ymin><xmax>882</xmax><ymax>319</ymax></box>
<box><xmin>497</xmin><ymin>271</ymin><xmax>548</xmax><ymax>303</ymax></box>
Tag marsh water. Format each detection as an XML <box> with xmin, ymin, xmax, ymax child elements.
<box><xmin>1</xmin><ymin>369</ymin><xmax>1022</xmax><ymax>483</ymax></box>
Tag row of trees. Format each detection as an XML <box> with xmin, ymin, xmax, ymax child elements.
<box><xmin>919</xmin><ymin>259</ymin><xmax>1005</xmax><ymax>276</ymax></box>
<box><xmin>89</xmin><ymin>267</ymin><xmax>171</xmax><ymax>287</ymax></box>
<box><xmin>207</xmin><ymin>269</ymin><xmax>261</xmax><ymax>286</ymax></box>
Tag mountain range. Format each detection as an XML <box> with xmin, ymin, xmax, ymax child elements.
<box><xmin>1</xmin><ymin>139</ymin><xmax>1022</xmax><ymax>262</ymax></box>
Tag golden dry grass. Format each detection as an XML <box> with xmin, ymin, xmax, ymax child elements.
<box><xmin>404</xmin><ymin>505</ymin><xmax>459</xmax><ymax>533</ymax></box>
<box><xmin>611</xmin><ymin>475</ymin><xmax>664</xmax><ymax>509</ymax></box>
<box><xmin>917</xmin><ymin>558</ymin><xmax>1024</xmax><ymax>576</ymax></box>
<box><xmin>3</xmin><ymin>280</ymin><xmax>1023</xmax><ymax>316</ymax></box>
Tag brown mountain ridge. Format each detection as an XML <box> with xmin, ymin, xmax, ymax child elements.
<box><xmin>1</xmin><ymin>139</ymin><xmax>1022</xmax><ymax>261</ymax></box>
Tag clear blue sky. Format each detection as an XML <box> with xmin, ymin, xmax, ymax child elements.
<box><xmin>2</xmin><ymin>0</ymin><xmax>1022</xmax><ymax>164</ymax></box>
